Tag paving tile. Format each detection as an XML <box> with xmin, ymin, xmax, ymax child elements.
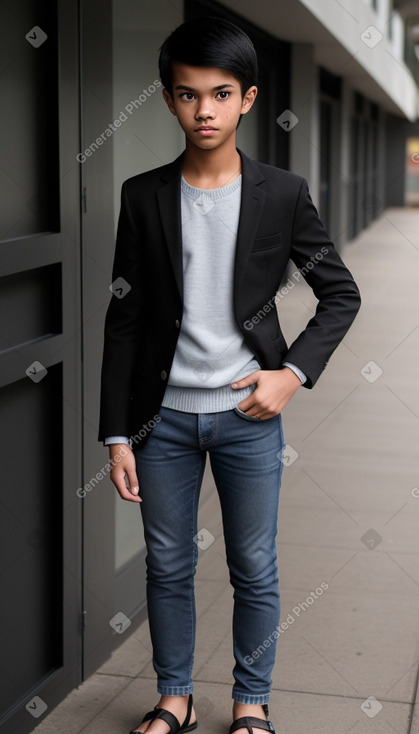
<box><xmin>196</xmin><ymin>536</ymin><xmax>229</xmax><ymax>580</ymax></box>
<box><xmin>87</xmin><ymin>678</ymin><xmax>412</xmax><ymax>734</ymax></box>
<box><xmin>32</xmin><ymin>674</ymin><xmax>412</xmax><ymax>734</ymax></box>
<box><xmin>194</xmin><ymin>628</ymin><xmax>235</xmax><ymax>685</ymax></box>
<box><xmin>278</xmin><ymin>544</ymin><xmax>419</xmax><ymax>600</ymax></box>
<box><xmin>195</xmin><ymin>578</ymin><xmax>229</xmax><ymax>619</ymax></box>
<box><xmin>72</xmin><ymin>679</ymin><xmax>233</xmax><ymax>734</ymax></box>
<box><xmin>280</xmin><ymin>458</ymin><xmax>418</xmax><ymax>517</ymax></box>
<box><xmin>268</xmin><ymin>689</ymin><xmax>411</xmax><ymax>734</ymax></box>
<box><xmin>271</xmin><ymin>588</ymin><xmax>419</xmax><ymax>703</ymax></box>
<box><xmin>196</xmin><ymin>581</ymin><xmax>419</xmax><ymax>702</ymax></box>
<box><xmin>32</xmin><ymin>673</ymin><xmax>132</xmax><ymax>734</ymax></box>
<box><xmin>96</xmin><ymin>621</ymin><xmax>153</xmax><ymax>677</ymax></box>
<box><xmin>276</xmin><ymin>494</ymin><xmax>419</xmax><ymax>554</ymax></box>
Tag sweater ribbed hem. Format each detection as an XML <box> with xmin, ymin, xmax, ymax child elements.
<box><xmin>161</xmin><ymin>382</ymin><xmax>256</xmax><ymax>413</ymax></box>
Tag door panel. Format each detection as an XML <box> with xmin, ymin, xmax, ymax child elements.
<box><xmin>0</xmin><ymin>367</ymin><xmax>63</xmax><ymax>709</ymax></box>
<box><xmin>0</xmin><ymin>1</ymin><xmax>82</xmax><ymax>731</ymax></box>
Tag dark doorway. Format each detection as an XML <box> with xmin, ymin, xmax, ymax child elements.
<box><xmin>348</xmin><ymin>93</ymin><xmax>380</xmax><ymax>238</ymax></box>
<box><xmin>318</xmin><ymin>68</ymin><xmax>342</xmax><ymax>239</ymax></box>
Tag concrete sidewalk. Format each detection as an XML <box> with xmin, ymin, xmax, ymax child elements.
<box><xmin>35</xmin><ymin>208</ymin><xmax>419</xmax><ymax>734</ymax></box>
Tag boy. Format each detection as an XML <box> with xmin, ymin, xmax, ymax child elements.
<box><xmin>99</xmin><ymin>16</ymin><xmax>361</xmax><ymax>734</ymax></box>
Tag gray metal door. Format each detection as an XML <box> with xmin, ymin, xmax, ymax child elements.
<box><xmin>0</xmin><ymin>1</ymin><xmax>83</xmax><ymax>730</ymax></box>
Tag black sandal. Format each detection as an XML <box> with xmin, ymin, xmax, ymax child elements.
<box><xmin>229</xmin><ymin>703</ymin><xmax>275</xmax><ymax>734</ymax></box>
<box><xmin>129</xmin><ymin>693</ymin><xmax>198</xmax><ymax>734</ymax></box>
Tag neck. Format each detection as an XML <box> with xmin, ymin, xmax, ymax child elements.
<box><xmin>182</xmin><ymin>138</ymin><xmax>241</xmax><ymax>189</ymax></box>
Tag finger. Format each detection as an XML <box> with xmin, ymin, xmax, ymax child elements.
<box><xmin>231</xmin><ymin>370</ymin><xmax>259</xmax><ymax>389</ymax></box>
<box><xmin>124</xmin><ymin>469</ymin><xmax>141</xmax><ymax>499</ymax></box>
<box><xmin>111</xmin><ymin>468</ymin><xmax>142</xmax><ymax>503</ymax></box>
<box><xmin>118</xmin><ymin>483</ymin><xmax>143</xmax><ymax>502</ymax></box>
<box><xmin>236</xmin><ymin>398</ymin><xmax>255</xmax><ymax>413</ymax></box>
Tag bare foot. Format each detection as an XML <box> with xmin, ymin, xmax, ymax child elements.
<box><xmin>131</xmin><ymin>695</ymin><xmax>196</xmax><ymax>734</ymax></box>
<box><xmin>232</xmin><ymin>703</ymin><xmax>270</xmax><ymax>734</ymax></box>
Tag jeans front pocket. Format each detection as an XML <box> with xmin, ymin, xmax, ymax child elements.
<box><xmin>233</xmin><ymin>406</ymin><xmax>262</xmax><ymax>422</ymax></box>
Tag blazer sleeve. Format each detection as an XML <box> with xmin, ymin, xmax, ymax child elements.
<box><xmin>282</xmin><ymin>178</ymin><xmax>361</xmax><ymax>387</ymax></box>
<box><xmin>98</xmin><ymin>182</ymin><xmax>144</xmax><ymax>441</ymax></box>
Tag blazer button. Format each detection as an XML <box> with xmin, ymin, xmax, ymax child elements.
<box><xmin>175</xmin><ymin>319</ymin><xmax>180</xmax><ymax>328</ymax></box>
<box><xmin>160</xmin><ymin>370</ymin><xmax>167</xmax><ymax>380</ymax></box>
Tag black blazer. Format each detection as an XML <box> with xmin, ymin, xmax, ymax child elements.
<box><xmin>99</xmin><ymin>150</ymin><xmax>360</xmax><ymax>443</ymax></box>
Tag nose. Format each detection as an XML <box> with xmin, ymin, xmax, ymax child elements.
<box><xmin>195</xmin><ymin>96</ymin><xmax>215</xmax><ymax>121</ymax></box>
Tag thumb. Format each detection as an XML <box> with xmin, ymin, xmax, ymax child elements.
<box><xmin>231</xmin><ymin>370</ymin><xmax>260</xmax><ymax>390</ymax></box>
<box><xmin>125</xmin><ymin>469</ymin><xmax>141</xmax><ymax>498</ymax></box>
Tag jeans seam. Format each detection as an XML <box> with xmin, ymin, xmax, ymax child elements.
<box><xmin>198</xmin><ymin>412</ymin><xmax>219</xmax><ymax>445</ymax></box>
<box><xmin>186</xmin><ymin>454</ymin><xmax>206</xmax><ymax>687</ymax></box>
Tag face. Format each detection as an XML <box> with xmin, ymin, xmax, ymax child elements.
<box><xmin>162</xmin><ymin>62</ymin><xmax>257</xmax><ymax>151</ymax></box>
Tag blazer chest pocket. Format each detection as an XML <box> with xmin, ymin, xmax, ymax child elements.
<box><xmin>251</xmin><ymin>232</ymin><xmax>282</xmax><ymax>253</ymax></box>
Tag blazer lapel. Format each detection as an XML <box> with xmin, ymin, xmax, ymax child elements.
<box><xmin>234</xmin><ymin>150</ymin><xmax>267</xmax><ymax>292</ymax></box>
<box><xmin>157</xmin><ymin>153</ymin><xmax>184</xmax><ymax>300</ymax></box>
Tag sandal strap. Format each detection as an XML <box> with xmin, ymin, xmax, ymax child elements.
<box><xmin>130</xmin><ymin>693</ymin><xmax>195</xmax><ymax>734</ymax></box>
<box><xmin>128</xmin><ymin>707</ymin><xmax>158</xmax><ymax>733</ymax></box>
<box><xmin>129</xmin><ymin>707</ymin><xmax>178</xmax><ymax>734</ymax></box>
<box><xmin>230</xmin><ymin>715</ymin><xmax>275</xmax><ymax>734</ymax></box>
<box><xmin>154</xmin><ymin>708</ymin><xmax>181</xmax><ymax>732</ymax></box>
<box><xmin>181</xmin><ymin>694</ymin><xmax>193</xmax><ymax>728</ymax></box>
<box><xmin>137</xmin><ymin>708</ymin><xmax>156</xmax><ymax>725</ymax></box>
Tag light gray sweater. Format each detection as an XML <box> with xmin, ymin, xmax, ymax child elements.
<box><xmin>161</xmin><ymin>175</ymin><xmax>259</xmax><ymax>413</ymax></box>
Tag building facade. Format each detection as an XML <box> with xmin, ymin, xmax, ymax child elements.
<box><xmin>0</xmin><ymin>0</ymin><xmax>418</xmax><ymax>731</ymax></box>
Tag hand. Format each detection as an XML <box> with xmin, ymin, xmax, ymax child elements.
<box><xmin>231</xmin><ymin>367</ymin><xmax>302</xmax><ymax>420</ymax></box>
<box><xmin>109</xmin><ymin>443</ymin><xmax>142</xmax><ymax>502</ymax></box>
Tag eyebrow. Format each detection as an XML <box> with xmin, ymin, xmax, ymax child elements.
<box><xmin>174</xmin><ymin>83</ymin><xmax>235</xmax><ymax>92</ymax></box>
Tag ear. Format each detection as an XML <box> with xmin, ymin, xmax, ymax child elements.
<box><xmin>162</xmin><ymin>88</ymin><xmax>177</xmax><ymax>116</ymax></box>
<box><xmin>240</xmin><ymin>86</ymin><xmax>258</xmax><ymax>116</ymax></box>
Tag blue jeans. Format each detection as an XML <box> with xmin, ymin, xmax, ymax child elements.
<box><xmin>134</xmin><ymin>405</ymin><xmax>285</xmax><ymax>704</ymax></box>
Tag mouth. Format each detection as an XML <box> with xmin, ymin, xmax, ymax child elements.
<box><xmin>195</xmin><ymin>126</ymin><xmax>218</xmax><ymax>134</ymax></box>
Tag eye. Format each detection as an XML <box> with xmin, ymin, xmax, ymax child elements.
<box><xmin>217</xmin><ymin>91</ymin><xmax>230</xmax><ymax>99</ymax></box>
<box><xmin>180</xmin><ymin>92</ymin><xmax>195</xmax><ymax>100</ymax></box>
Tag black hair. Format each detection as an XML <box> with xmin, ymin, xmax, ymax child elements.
<box><xmin>159</xmin><ymin>16</ymin><xmax>258</xmax><ymax>97</ymax></box>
